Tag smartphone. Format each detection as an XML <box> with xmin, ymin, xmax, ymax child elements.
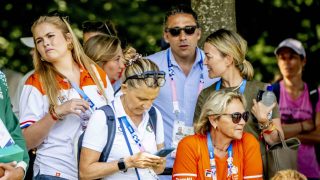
<box><xmin>256</xmin><ymin>90</ymin><xmax>265</xmax><ymax>102</ymax></box>
<box><xmin>154</xmin><ymin>148</ymin><xmax>175</xmax><ymax>157</ymax></box>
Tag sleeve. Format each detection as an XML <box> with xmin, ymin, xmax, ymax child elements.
<box><xmin>193</xmin><ymin>90</ymin><xmax>205</xmax><ymax>125</ymax></box>
<box><xmin>1</xmin><ymin>73</ymin><xmax>29</xmax><ymax>170</ymax></box>
<box><xmin>19</xmin><ymin>84</ymin><xmax>46</xmax><ymax>128</ymax></box>
<box><xmin>172</xmin><ymin>137</ymin><xmax>198</xmax><ymax>180</ymax></box>
<box><xmin>155</xmin><ymin>107</ymin><xmax>164</xmax><ymax>145</ymax></box>
<box><xmin>82</xmin><ymin>110</ymin><xmax>108</xmax><ymax>152</ymax></box>
<box><xmin>242</xmin><ymin>133</ymin><xmax>263</xmax><ymax>179</ymax></box>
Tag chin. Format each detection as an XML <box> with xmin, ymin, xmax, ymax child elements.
<box><xmin>233</xmin><ymin>133</ymin><xmax>243</xmax><ymax>140</ymax></box>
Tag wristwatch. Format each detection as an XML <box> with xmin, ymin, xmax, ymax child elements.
<box><xmin>117</xmin><ymin>158</ymin><xmax>127</xmax><ymax>172</ymax></box>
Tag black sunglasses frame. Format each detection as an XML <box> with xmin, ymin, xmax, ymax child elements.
<box><xmin>46</xmin><ymin>10</ymin><xmax>69</xmax><ymax>23</ymax></box>
<box><xmin>123</xmin><ymin>71</ymin><xmax>166</xmax><ymax>87</ymax></box>
<box><xmin>165</xmin><ymin>25</ymin><xmax>198</xmax><ymax>37</ymax></box>
<box><xmin>82</xmin><ymin>21</ymin><xmax>112</xmax><ymax>35</ymax></box>
<box><xmin>214</xmin><ymin>111</ymin><xmax>249</xmax><ymax>124</ymax></box>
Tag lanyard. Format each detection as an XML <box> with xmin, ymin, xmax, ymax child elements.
<box><xmin>70</xmin><ymin>81</ymin><xmax>95</xmax><ymax>111</ymax></box>
<box><xmin>207</xmin><ymin>132</ymin><xmax>234</xmax><ymax>179</ymax></box>
<box><xmin>166</xmin><ymin>48</ymin><xmax>204</xmax><ymax>116</ymax></box>
<box><xmin>119</xmin><ymin>116</ymin><xmax>145</xmax><ymax>152</ymax></box>
<box><xmin>118</xmin><ymin>116</ymin><xmax>141</xmax><ymax>180</ymax></box>
<box><xmin>215</xmin><ymin>79</ymin><xmax>247</xmax><ymax>94</ymax></box>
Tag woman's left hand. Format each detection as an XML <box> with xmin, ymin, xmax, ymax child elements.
<box><xmin>251</xmin><ymin>99</ymin><xmax>276</xmax><ymax>124</ymax></box>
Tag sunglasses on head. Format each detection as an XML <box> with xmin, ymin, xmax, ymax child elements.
<box><xmin>123</xmin><ymin>71</ymin><xmax>166</xmax><ymax>88</ymax></box>
<box><xmin>46</xmin><ymin>10</ymin><xmax>69</xmax><ymax>22</ymax></box>
<box><xmin>82</xmin><ymin>21</ymin><xmax>112</xmax><ymax>35</ymax></box>
<box><xmin>165</xmin><ymin>25</ymin><xmax>198</xmax><ymax>37</ymax></box>
<box><xmin>214</xmin><ymin>111</ymin><xmax>249</xmax><ymax>124</ymax></box>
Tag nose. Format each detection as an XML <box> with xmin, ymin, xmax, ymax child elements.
<box><xmin>43</xmin><ymin>38</ymin><xmax>50</xmax><ymax>47</ymax></box>
<box><xmin>179</xmin><ymin>30</ymin><xmax>187</xmax><ymax>41</ymax></box>
<box><xmin>204</xmin><ymin>57</ymin><xmax>208</xmax><ymax>65</ymax></box>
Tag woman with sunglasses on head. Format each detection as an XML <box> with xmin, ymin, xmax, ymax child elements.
<box><xmin>84</xmin><ymin>34</ymin><xmax>125</xmax><ymax>90</ymax></box>
<box><xmin>18</xmin><ymin>13</ymin><xmax>114</xmax><ymax>179</ymax></box>
<box><xmin>193</xmin><ymin>29</ymin><xmax>284</xmax><ymax>178</ymax></box>
<box><xmin>79</xmin><ymin>54</ymin><xmax>166</xmax><ymax>179</ymax></box>
<box><xmin>174</xmin><ymin>91</ymin><xmax>263</xmax><ymax>179</ymax></box>
<box><xmin>82</xmin><ymin>20</ymin><xmax>117</xmax><ymax>43</ymax></box>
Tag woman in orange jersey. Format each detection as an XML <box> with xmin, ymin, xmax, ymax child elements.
<box><xmin>18</xmin><ymin>11</ymin><xmax>114</xmax><ymax>179</ymax></box>
<box><xmin>173</xmin><ymin>91</ymin><xmax>263</xmax><ymax>180</ymax></box>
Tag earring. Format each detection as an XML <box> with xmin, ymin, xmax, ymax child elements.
<box><xmin>40</xmin><ymin>58</ymin><xmax>45</xmax><ymax>61</ymax></box>
<box><xmin>67</xmin><ymin>43</ymin><xmax>73</xmax><ymax>50</ymax></box>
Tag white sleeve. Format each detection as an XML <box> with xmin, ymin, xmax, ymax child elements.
<box><xmin>155</xmin><ymin>107</ymin><xmax>164</xmax><ymax>145</ymax></box>
<box><xmin>82</xmin><ymin>109</ymin><xmax>108</xmax><ymax>152</ymax></box>
<box><xmin>19</xmin><ymin>84</ymin><xmax>46</xmax><ymax>128</ymax></box>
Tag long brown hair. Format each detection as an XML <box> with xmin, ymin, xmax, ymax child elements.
<box><xmin>31</xmin><ymin>15</ymin><xmax>108</xmax><ymax>106</ymax></box>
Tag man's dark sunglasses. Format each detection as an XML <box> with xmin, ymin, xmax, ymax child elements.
<box><xmin>82</xmin><ymin>21</ymin><xmax>112</xmax><ymax>35</ymax></box>
<box><xmin>214</xmin><ymin>111</ymin><xmax>249</xmax><ymax>124</ymax></box>
<box><xmin>165</xmin><ymin>25</ymin><xmax>198</xmax><ymax>37</ymax></box>
<box><xmin>123</xmin><ymin>71</ymin><xmax>166</xmax><ymax>87</ymax></box>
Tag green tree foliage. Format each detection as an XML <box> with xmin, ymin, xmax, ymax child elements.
<box><xmin>0</xmin><ymin>0</ymin><xmax>319</xmax><ymax>84</ymax></box>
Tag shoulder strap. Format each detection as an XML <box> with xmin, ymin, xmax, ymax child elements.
<box><xmin>148</xmin><ymin>106</ymin><xmax>157</xmax><ymax>139</ymax></box>
<box><xmin>272</xmin><ymin>82</ymin><xmax>280</xmax><ymax>103</ymax></box>
<box><xmin>99</xmin><ymin>105</ymin><xmax>116</xmax><ymax>162</ymax></box>
<box><xmin>307</xmin><ymin>83</ymin><xmax>319</xmax><ymax>124</ymax></box>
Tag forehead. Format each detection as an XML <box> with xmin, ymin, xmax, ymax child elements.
<box><xmin>276</xmin><ymin>47</ymin><xmax>299</xmax><ymax>56</ymax></box>
<box><xmin>225</xmin><ymin>99</ymin><xmax>245</xmax><ymax>113</ymax></box>
<box><xmin>166</xmin><ymin>13</ymin><xmax>197</xmax><ymax>27</ymax></box>
<box><xmin>129</xmin><ymin>84</ymin><xmax>160</xmax><ymax>99</ymax></box>
<box><xmin>34</xmin><ymin>22</ymin><xmax>61</xmax><ymax>38</ymax></box>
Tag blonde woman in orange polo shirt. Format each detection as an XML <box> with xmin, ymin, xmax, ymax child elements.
<box><xmin>173</xmin><ymin>91</ymin><xmax>263</xmax><ymax>180</ymax></box>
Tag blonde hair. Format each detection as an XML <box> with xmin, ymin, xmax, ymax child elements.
<box><xmin>205</xmin><ymin>29</ymin><xmax>254</xmax><ymax>80</ymax></box>
<box><xmin>83</xmin><ymin>34</ymin><xmax>122</xmax><ymax>66</ymax></box>
<box><xmin>195</xmin><ymin>90</ymin><xmax>246</xmax><ymax>135</ymax></box>
<box><xmin>121</xmin><ymin>47</ymin><xmax>160</xmax><ymax>89</ymax></box>
<box><xmin>271</xmin><ymin>170</ymin><xmax>307</xmax><ymax>180</ymax></box>
<box><xmin>31</xmin><ymin>15</ymin><xmax>107</xmax><ymax>106</ymax></box>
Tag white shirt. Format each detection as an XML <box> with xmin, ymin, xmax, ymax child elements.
<box><xmin>82</xmin><ymin>95</ymin><xmax>164</xmax><ymax>180</ymax></box>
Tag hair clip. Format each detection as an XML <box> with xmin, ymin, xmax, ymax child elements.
<box><xmin>126</xmin><ymin>53</ymin><xmax>142</xmax><ymax>66</ymax></box>
<box><xmin>46</xmin><ymin>10</ymin><xmax>69</xmax><ymax>23</ymax></box>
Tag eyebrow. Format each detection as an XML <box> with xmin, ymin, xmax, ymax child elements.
<box><xmin>35</xmin><ymin>32</ymin><xmax>54</xmax><ymax>41</ymax></box>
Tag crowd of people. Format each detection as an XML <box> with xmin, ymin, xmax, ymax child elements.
<box><xmin>0</xmin><ymin>3</ymin><xmax>319</xmax><ymax>180</ymax></box>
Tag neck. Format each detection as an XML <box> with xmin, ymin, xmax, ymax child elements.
<box><xmin>172</xmin><ymin>50</ymin><xmax>197</xmax><ymax>76</ymax></box>
<box><xmin>53</xmin><ymin>56</ymin><xmax>79</xmax><ymax>80</ymax></box>
<box><xmin>221</xmin><ymin>68</ymin><xmax>243</xmax><ymax>88</ymax></box>
<box><xmin>121</xmin><ymin>96</ymin><xmax>142</xmax><ymax>127</ymax></box>
<box><xmin>210</xmin><ymin>129</ymin><xmax>232</xmax><ymax>153</ymax></box>
<box><xmin>282</xmin><ymin>77</ymin><xmax>304</xmax><ymax>95</ymax></box>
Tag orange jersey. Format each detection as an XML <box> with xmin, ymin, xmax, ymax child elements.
<box><xmin>173</xmin><ymin>132</ymin><xmax>263</xmax><ymax>180</ymax></box>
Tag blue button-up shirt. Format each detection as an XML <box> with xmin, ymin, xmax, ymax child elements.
<box><xmin>147</xmin><ymin>48</ymin><xmax>219</xmax><ymax>168</ymax></box>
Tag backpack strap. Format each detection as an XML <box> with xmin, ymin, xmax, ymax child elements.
<box><xmin>307</xmin><ymin>83</ymin><xmax>319</xmax><ymax>125</ymax></box>
<box><xmin>99</xmin><ymin>105</ymin><xmax>116</xmax><ymax>162</ymax></box>
<box><xmin>272</xmin><ymin>82</ymin><xmax>280</xmax><ymax>104</ymax></box>
<box><xmin>148</xmin><ymin>106</ymin><xmax>157</xmax><ymax>140</ymax></box>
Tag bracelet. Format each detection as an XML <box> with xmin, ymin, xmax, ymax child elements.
<box><xmin>259</xmin><ymin>121</ymin><xmax>270</xmax><ymax>130</ymax></box>
<box><xmin>262</xmin><ymin>123</ymin><xmax>276</xmax><ymax>134</ymax></box>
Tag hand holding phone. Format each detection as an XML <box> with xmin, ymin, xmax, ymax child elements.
<box><xmin>154</xmin><ymin>148</ymin><xmax>175</xmax><ymax>157</ymax></box>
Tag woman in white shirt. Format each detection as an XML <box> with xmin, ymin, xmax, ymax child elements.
<box><xmin>80</xmin><ymin>54</ymin><xmax>166</xmax><ymax>179</ymax></box>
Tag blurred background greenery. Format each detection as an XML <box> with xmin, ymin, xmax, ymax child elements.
<box><xmin>0</xmin><ymin>0</ymin><xmax>319</xmax><ymax>84</ymax></box>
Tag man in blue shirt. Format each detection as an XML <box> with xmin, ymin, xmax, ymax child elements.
<box><xmin>147</xmin><ymin>4</ymin><xmax>219</xmax><ymax>178</ymax></box>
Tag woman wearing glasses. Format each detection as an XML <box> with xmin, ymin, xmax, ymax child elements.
<box><xmin>174</xmin><ymin>91</ymin><xmax>263</xmax><ymax>179</ymax></box>
<box><xmin>84</xmin><ymin>34</ymin><xmax>125</xmax><ymax>90</ymax></box>
<box><xmin>193</xmin><ymin>29</ymin><xmax>284</xmax><ymax>178</ymax></box>
<box><xmin>79</xmin><ymin>55</ymin><xmax>166</xmax><ymax>179</ymax></box>
<box><xmin>18</xmin><ymin>13</ymin><xmax>114</xmax><ymax>179</ymax></box>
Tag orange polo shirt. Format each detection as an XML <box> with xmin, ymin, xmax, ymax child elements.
<box><xmin>173</xmin><ymin>132</ymin><xmax>263</xmax><ymax>180</ymax></box>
